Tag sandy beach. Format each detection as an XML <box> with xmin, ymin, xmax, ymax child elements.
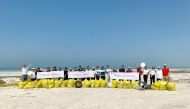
<box><xmin>0</xmin><ymin>70</ymin><xmax>190</xmax><ymax>109</ymax></box>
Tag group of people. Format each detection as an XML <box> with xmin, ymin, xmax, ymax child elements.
<box><xmin>21</xmin><ymin>64</ymin><xmax>170</xmax><ymax>85</ymax></box>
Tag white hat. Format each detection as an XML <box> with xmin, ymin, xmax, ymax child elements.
<box><xmin>158</xmin><ymin>67</ymin><xmax>161</xmax><ymax>69</ymax></box>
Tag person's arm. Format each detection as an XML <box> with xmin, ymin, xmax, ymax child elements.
<box><xmin>26</xmin><ymin>64</ymin><xmax>32</xmax><ymax>70</ymax></box>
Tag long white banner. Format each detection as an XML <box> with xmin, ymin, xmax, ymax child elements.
<box><xmin>68</xmin><ymin>71</ymin><xmax>96</xmax><ymax>78</ymax></box>
<box><xmin>37</xmin><ymin>71</ymin><xmax>64</xmax><ymax>79</ymax></box>
<box><xmin>109</xmin><ymin>72</ymin><xmax>139</xmax><ymax>80</ymax></box>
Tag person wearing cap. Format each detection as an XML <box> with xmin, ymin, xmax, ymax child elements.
<box><xmin>162</xmin><ymin>64</ymin><xmax>170</xmax><ymax>82</ymax></box>
<box><xmin>149</xmin><ymin>66</ymin><xmax>156</xmax><ymax>84</ymax></box>
<box><xmin>156</xmin><ymin>67</ymin><xmax>163</xmax><ymax>81</ymax></box>
<box><xmin>126</xmin><ymin>67</ymin><xmax>133</xmax><ymax>73</ymax></box>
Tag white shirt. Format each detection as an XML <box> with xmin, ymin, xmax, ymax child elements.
<box><xmin>156</xmin><ymin>70</ymin><xmax>163</xmax><ymax>79</ymax></box>
<box><xmin>22</xmin><ymin>65</ymin><xmax>31</xmax><ymax>75</ymax></box>
<box><xmin>149</xmin><ymin>70</ymin><xmax>156</xmax><ymax>76</ymax></box>
<box><xmin>106</xmin><ymin>69</ymin><xmax>112</xmax><ymax>72</ymax></box>
<box><xmin>143</xmin><ymin>69</ymin><xmax>149</xmax><ymax>75</ymax></box>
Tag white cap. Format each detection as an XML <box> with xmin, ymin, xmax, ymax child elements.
<box><xmin>158</xmin><ymin>67</ymin><xmax>161</xmax><ymax>69</ymax></box>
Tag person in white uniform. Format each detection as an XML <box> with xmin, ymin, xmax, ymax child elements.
<box><xmin>149</xmin><ymin>66</ymin><xmax>156</xmax><ymax>84</ymax></box>
<box><xmin>21</xmin><ymin>64</ymin><xmax>32</xmax><ymax>81</ymax></box>
<box><xmin>156</xmin><ymin>67</ymin><xmax>163</xmax><ymax>81</ymax></box>
<box><xmin>143</xmin><ymin>66</ymin><xmax>149</xmax><ymax>84</ymax></box>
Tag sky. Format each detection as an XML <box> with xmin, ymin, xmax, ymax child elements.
<box><xmin>0</xmin><ymin>0</ymin><xmax>190</xmax><ymax>68</ymax></box>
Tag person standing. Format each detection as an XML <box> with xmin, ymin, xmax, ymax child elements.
<box><xmin>31</xmin><ymin>68</ymin><xmax>42</xmax><ymax>81</ymax></box>
<box><xmin>106</xmin><ymin>65</ymin><xmax>112</xmax><ymax>80</ymax></box>
<box><xmin>162</xmin><ymin>64</ymin><xmax>170</xmax><ymax>82</ymax></box>
<box><xmin>156</xmin><ymin>67</ymin><xmax>163</xmax><ymax>81</ymax></box>
<box><xmin>119</xmin><ymin>65</ymin><xmax>125</xmax><ymax>72</ymax></box>
<box><xmin>52</xmin><ymin>66</ymin><xmax>57</xmax><ymax>71</ymax></box>
<box><xmin>137</xmin><ymin>67</ymin><xmax>143</xmax><ymax>82</ymax></box>
<box><xmin>78</xmin><ymin>65</ymin><xmax>83</xmax><ymax>71</ymax></box>
<box><xmin>126</xmin><ymin>67</ymin><xmax>133</xmax><ymax>73</ymax></box>
<box><xmin>64</xmin><ymin>67</ymin><xmax>68</xmax><ymax>80</ymax></box>
<box><xmin>143</xmin><ymin>66</ymin><xmax>149</xmax><ymax>84</ymax></box>
<box><xmin>149</xmin><ymin>67</ymin><xmax>156</xmax><ymax>84</ymax></box>
<box><xmin>112</xmin><ymin>67</ymin><xmax>117</xmax><ymax>72</ymax></box>
<box><xmin>46</xmin><ymin>67</ymin><xmax>51</xmax><ymax>72</ymax></box>
<box><xmin>21</xmin><ymin>64</ymin><xmax>32</xmax><ymax>81</ymax></box>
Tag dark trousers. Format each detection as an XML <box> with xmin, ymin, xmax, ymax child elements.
<box><xmin>143</xmin><ymin>75</ymin><xmax>148</xmax><ymax>84</ymax></box>
<box><xmin>139</xmin><ymin>74</ymin><xmax>141</xmax><ymax>82</ymax></box>
<box><xmin>31</xmin><ymin>78</ymin><xmax>36</xmax><ymax>81</ymax></box>
<box><xmin>150</xmin><ymin>75</ymin><xmax>155</xmax><ymax>84</ymax></box>
<box><xmin>157</xmin><ymin>78</ymin><xmax>161</xmax><ymax>81</ymax></box>
<box><xmin>22</xmin><ymin>75</ymin><xmax>27</xmax><ymax>81</ymax></box>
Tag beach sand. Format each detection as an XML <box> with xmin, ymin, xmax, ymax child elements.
<box><xmin>0</xmin><ymin>71</ymin><xmax>190</xmax><ymax>109</ymax></box>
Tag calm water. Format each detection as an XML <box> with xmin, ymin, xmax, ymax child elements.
<box><xmin>0</xmin><ymin>66</ymin><xmax>190</xmax><ymax>74</ymax></box>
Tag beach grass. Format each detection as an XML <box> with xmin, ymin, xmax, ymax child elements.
<box><xmin>0</xmin><ymin>79</ymin><xmax>18</xmax><ymax>87</ymax></box>
<box><xmin>0</xmin><ymin>79</ymin><xmax>6</xmax><ymax>87</ymax></box>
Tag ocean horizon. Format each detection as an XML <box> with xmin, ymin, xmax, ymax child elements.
<box><xmin>0</xmin><ymin>66</ymin><xmax>190</xmax><ymax>74</ymax></box>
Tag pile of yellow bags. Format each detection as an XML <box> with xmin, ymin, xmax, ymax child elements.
<box><xmin>18</xmin><ymin>79</ymin><xmax>110</xmax><ymax>89</ymax></box>
<box><xmin>67</xmin><ymin>79</ymin><xmax>75</xmax><ymax>88</ymax></box>
<box><xmin>82</xmin><ymin>79</ymin><xmax>108</xmax><ymax>88</ymax></box>
<box><xmin>18</xmin><ymin>79</ymin><xmax>73</xmax><ymax>89</ymax></box>
<box><xmin>151</xmin><ymin>81</ymin><xmax>176</xmax><ymax>91</ymax></box>
<box><xmin>19</xmin><ymin>79</ymin><xmax>176</xmax><ymax>91</ymax></box>
<box><xmin>111</xmin><ymin>80</ymin><xmax>139</xmax><ymax>89</ymax></box>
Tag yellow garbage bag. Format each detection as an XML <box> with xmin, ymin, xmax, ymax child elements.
<box><xmin>153</xmin><ymin>82</ymin><xmax>161</xmax><ymax>88</ymax></box>
<box><xmin>151</xmin><ymin>85</ymin><xmax>160</xmax><ymax>90</ymax></box>
<box><xmin>100</xmin><ymin>79</ymin><xmax>108</xmax><ymax>88</ymax></box>
<box><xmin>41</xmin><ymin>79</ymin><xmax>49</xmax><ymax>88</ymax></box>
<box><xmin>159</xmin><ymin>81</ymin><xmax>168</xmax><ymax>90</ymax></box>
<box><xmin>167</xmin><ymin>82</ymin><xmax>176</xmax><ymax>91</ymax></box>
<box><xmin>48</xmin><ymin>79</ymin><xmax>55</xmax><ymax>88</ymax></box>
<box><xmin>122</xmin><ymin>80</ymin><xmax>132</xmax><ymax>89</ymax></box>
<box><xmin>35</xmin><ymin>80</ymin><xmax>42</xmax><ymax>88</ymax></box>
<box><xmin>55</xmin><ymin>79</ymin><xmax>63</xmax><ymax>88</ymax></box>
<box><xmin>23</xmin><ymin>82</ymin><xmax>33</xmax><ymax>89</ymax></box>
<box><xmin>67</xmin><ymin>79</ymin><xmax>75</xmax><ymax>88</ymax></box>
<box><xmin>61</xmin><ymin>80</ymin><xmax>68</xmax><ymax>88</ymax></box>
<box><xmin>95</xmin><ymin>80</ymin><xmax>101</xmax><ymax>88</ymax></box>
<box><xmin>90</xmin><ymin>80</ymin><xmax>95</xmax><ymax>88</ymax></box>
<box><xmin>82</xmin><ymin>79</ymin><xmax>91</xmax><ymax>88</ymax></box>
<box><xmin>112</xmin><ymin>80</ymin><xmax>119</xmax><ymax>88</ymax></box>
<box><xmin>117</xmin><ymin>81</ymin><xmax>122</xmax><ymax>88</ymax></box>
<box><xmin>131</xmin><ymin>81</ymin><xmax>139</xmax><ymax>88</ymax></box>
<box><xmin>18</xmin><ymin>81</ymin><xmax>27</xmax><ymax>89</ymax></box>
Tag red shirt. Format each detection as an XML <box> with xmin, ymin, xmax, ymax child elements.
<box><xmin>162</xmin><ymin>68</ymin><xmax>170</xmax><ymax>76</ymax></box>
<box><xmin>137</xmin><ymin>69</ymin><xmax>143</xmax><ymax>75</ymax></box>
<box><xmin>126</xmin><ymin>69</ymin><xmax>133</xmax><ymax>73</ymax></box>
